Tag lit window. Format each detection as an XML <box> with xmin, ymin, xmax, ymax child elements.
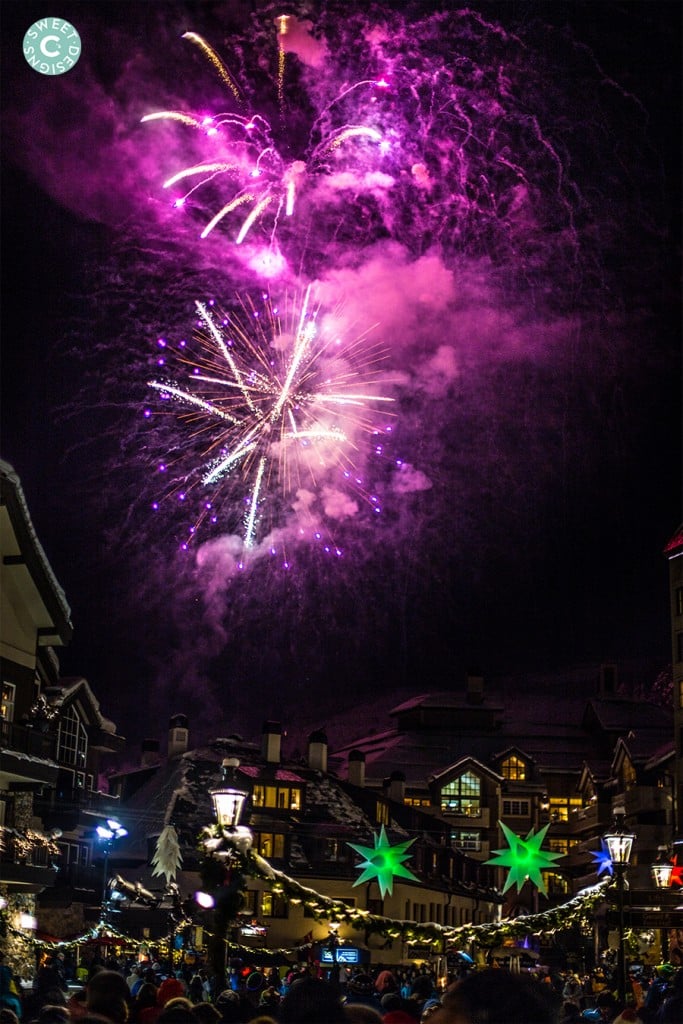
<box><xmin>441</xmin><ymin>773</ymin><xmax>481</xmax><ymax>816</ymax></box>
<box><xmin>546</xmin><ymin>872</ymin><xmax>569</xmax><ymax>896</ymax></box>
<box><xmin>252</xmin><ymin>785</ymin><xmax>301</xmax><ymax>810</ymax></box>
<box><xmin>622</xmin><ymin>758</ymin><xmax>636</xmax><ymax>789</ymax></box>
<box><xmin>501</xmin><ymin>756</ymin><xmax>526</xmax><ymax>781</ymax></box>
<box><xmin>261</xmin><ymin>892</ymin><xmax>288</xmax><ymax>918</ymax></box>
<box><xmin>451</xmin><ymin>830</ymin><xmax>481</xmax><ymax>851</ymax></box>
<box><xmin>1</xmin><ymin>683</ymin><xmax>16</xmax><ymax>722</ymax></box>
<box><xmin>256</xmin><ymin>833</ymin><xmax>285</xmax><ymax>859</ymax></box>
<box><xmin>549</xmin><ymin>797</ymin><xmax>581</xmax><ymax>822</ymax></box>
<box><xmin>376</xmin><ymin>802</ymin><xmax>390</xmax><ymax>825</ymax></box>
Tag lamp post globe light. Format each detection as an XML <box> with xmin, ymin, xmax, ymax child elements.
<box><xmin>651</xmin><ymin>846</ymin><xmax>673</xmax><ymax>890</ymax></box>
<box><xmin>603</xmin><ymin>805</ymin><xmax>635</xmax><ymax>1007</ymax></box>
<box><xmin>651</xmin><ymin>845</ymin><xmax>674</xmax><ymax>961</ymax></box>
<box><xmin>211</xmin><ymin>757</ymin><xmax>248</xmax><ymax>829</ymax></box>
<box><xmin>96</xmin><ymin>817</ymin><xmax>128</xmax><ymax>909</ymax></box>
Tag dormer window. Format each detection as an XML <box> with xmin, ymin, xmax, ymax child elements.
<box><xmin>622</xmin><ymin>758</ymin><xmax>636</xmax><ymax>790</ymax></box>
<box><xmin>501</xmin><ymin>755</ymin><xmax>526</xmax><ymax>781</ymax></box>
<box><xmin>252</xmin><ymin>784</ymin><xmax>301</xmax><ymax>810</ymax></box>
<box><xmin>441</xmin><ymin>772</ymin><xmax>481</xmax><ymax>816</ymax></box>
<box><xmin>57</xmin><ymin>706</ymin><xmax>87</xmax><ymax>767</ymax></box>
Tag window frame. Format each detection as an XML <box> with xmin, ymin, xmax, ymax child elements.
<box><xmin>440</xmin><ymin>772</ymin><xmax>481</xmax><ymax>817</ymax></box>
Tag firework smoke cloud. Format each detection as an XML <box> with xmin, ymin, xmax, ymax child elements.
<box><xmin>2</xmin><ymin>1</ymin><xmax>678</xmax><ymax>738</ymax></box>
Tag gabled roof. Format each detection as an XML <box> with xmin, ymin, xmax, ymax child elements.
<box><xmin>578</xmin><ymin>760</ymin><xmax>612</xmax><ymax>792</ymax></box>
<box><xmin>390</xmin><ymin>692</ymin><xmax>504</xmax><ymax>714</ymax></box>
<box><xmin>0</xmin><ymin>459</ymin><xmax>73</xmax><ymax>645</ymax></box>
<box><xmin>430</xmin><ymin>756</ymin><xmax>504</xmax><ymax>786</ymax></box>
<box><xmin>47</xmin><ymin>677</ymin><xmax>123</xmax><ymax>747</ymax></box>
<box><xmin>644</xmin><ymin>741</ymin><xmax>676</xmax><ymax>772</ymax></box>
<box><xmin>611</xmin><ymin>732</ymin><xmax>673</xmax><ymax>773</ymax></box>
<box><xmin>582</xmin><ymin>697</ymin><xmax>671</xmax><ymax>735</ymax></box>
<box><xmin>663</xmin><ymin>524</ymin><xmax>683</xmax><ymax>557</ymax></box>
<box><xmin>491</xmin><ymin>745</ymin><xmax>536</xmax><ymax>766</ymax></box>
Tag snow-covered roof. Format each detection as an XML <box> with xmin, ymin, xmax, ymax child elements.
<box><xmin>0</xmin><ymin>459</ymin><xmax>72</xmax><ymax>632</ymax></box>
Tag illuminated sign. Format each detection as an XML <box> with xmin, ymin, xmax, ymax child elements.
<box><xmin>240</xmin><ymin>924</ymin><xmax>267</xmax><ymax>937</ymax></box>
<box><xmin>320</xmin><ymin>947</ymin><xmax>361</xmax><ymax>964</ymax></box>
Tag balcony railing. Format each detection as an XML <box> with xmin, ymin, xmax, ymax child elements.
<box><xmin>0</xmin><ymin>830</ymin><xmax>55</xmax><ymax>869</ymax></box>
<box><xmin>0</xmin><ymin>718</ymin><xmax>57</xmax><ymax>761</ymax></box>
<box><xmin>34</xmin><ymin>788</ymin><xmax>121</xmax><ymax>831</ymax></box>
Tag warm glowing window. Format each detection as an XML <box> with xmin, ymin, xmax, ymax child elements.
<box><xmin>549</xmin><ymin>797</ymin><xmax>581</xmax><ymax>822</ymax></box>
<box><xmin>501</xmin><ymin>756</ymin><xmax>526</xmax><ymax>781</ymax></box>
<box><xmin>441</xmin><ymin>773</ymin><xmax>481</xmax><ymax>816</ymax></box>
<box><xmin>622</xmin><ymin>759</ymin><xmax>637</xmax><ymax>789</ymax></box>
<box><xmin>405</xmin><ymin>797</ymin><xmax>431</xmax><ymax>807</ymax></box>
<box><xmin>261</xmin><ymin>892</ymin><xmax>288</xmax><ymax>918</ymax></box>
<box><xmin>252</xmin><ymin>785</ymin><xmax>301</xmax><ymax>810</ymax></box>
<box><xmin>376</xmin><ymin>802</ymin><xmax>390</xmax><ymax>825</ymax></box>
<box><xmin>1</xmin><ymin>683</ymin><xmax>16</xmax><ymax>721</ymax></box>
<box><xmin>548</xmin><ymin>838</ymin><xmax>569</xmax><ymax>855</ymax></box>
<box><xmin>255</xmin><ymin>832</ymin><xmax>285</xmax><ymax>859</ymax></box>
<box><xmin>546</xmin><ymin>872</ymin><xmax>569</xmax><ymax>897</ymax></box>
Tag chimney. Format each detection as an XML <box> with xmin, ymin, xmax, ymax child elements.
<box><xmin>168</xmin><ymin>714</ymin><xmax>189</xmax><ymax>759</ymax></box>
<box><xmin>141</xmin><ymin>738</ymin><xmax>160</xmax><ymax>767</ymax></box>
<box><xmin>388</xmin><ymin>770</ymin><xmax>406</xmax><ymax>804</ymax></box>
<box><xmin>308</xmin><ymin>729</ymin><xmax>328</xmax><ymax>773</ymax></box>
<box><xmin>262</xmin><ymin>720</ymin><xmax>282</xmax><ymax>763</ymax></box>
<box><xmin>348</xmin><ymin>749</ymin><xmax>365</xmax><ymax>788</ymax></box>
<box><xmin>466</xmin><ymin>671</ymin><xmax>484</xmax><ymax>705</ymax></box>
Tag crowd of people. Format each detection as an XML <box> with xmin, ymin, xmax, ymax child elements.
<box><xmin>1</xmin><ymin>951</ymin><xmax>682</xmax><ymax>1024</ymax></box>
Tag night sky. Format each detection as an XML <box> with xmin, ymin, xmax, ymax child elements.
<box><xmin>1</xmin><ymin>1</ymin><xmax>680</xmax><ymax>751</ymax></box>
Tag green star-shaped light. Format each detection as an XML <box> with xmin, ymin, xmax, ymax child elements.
<box><xmin>485</xmin><ymin>821</ymin><xmax>563</xmax><ymax>896</ymax></box>
<box><xmin>348</xmin><ymin>825</ymin><xmax>418</xmax><ymax>897</ymax></box>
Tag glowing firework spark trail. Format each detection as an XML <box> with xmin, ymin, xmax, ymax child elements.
<box><xmin>141</xmin><ymin>30</ymin><xmax>385</xmax><ymax>245</ymax></box>
<box><xmin>146</xmin><ymin>289</ymin><xmax>396</xmax><ymax>559</ymax></box>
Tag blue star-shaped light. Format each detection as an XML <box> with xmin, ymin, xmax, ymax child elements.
<box><xmin>591</xmin><ymin>839</ymin><xmax>613</xmax><ymax>877</ymax></box>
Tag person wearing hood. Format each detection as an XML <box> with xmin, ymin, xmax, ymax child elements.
<box><xmin>344</xmin><ymin>974</ymin><xmax>381</xmax><ymax>1013</ymax></box>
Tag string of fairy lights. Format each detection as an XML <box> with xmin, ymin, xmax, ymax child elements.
<box><xmin>2</xmin><ymin>823</ymin><xmax>620</xmax><ymax>964</ymax></box>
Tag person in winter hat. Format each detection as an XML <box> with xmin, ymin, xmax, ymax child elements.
<box><xmin>85</xmin><ymin>969</ymin><xmax>131</xmax><ymax>1024</ymax></box>
<box><xmin>345</xmin><ymin>974</ymin><xmax>380</xmax><ymax>1012</ymax></box>
<box><xmin>156</xmin><ymin>980</ymin><xmax>185</xmax><ymax>1010</ymax></box>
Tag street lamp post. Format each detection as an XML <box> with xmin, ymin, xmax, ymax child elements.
<box><xmin>603</xmin><ymin>805</ymin><xmax>635</xmax><ymax>1007</ymax></box>
<box><xmin>96</xmin><ymin>817</ymin><xmax>128</xmax><ymax>911</ymax></box>
<box><xmin>651</xmin><ymin>845</ymin><xmax>673</xmax><ymax>961</ymax></box>
<box><xmin>205</xmin><ymin>758</ymin><xmax>250</xmax><ymax>992</ymax></box>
